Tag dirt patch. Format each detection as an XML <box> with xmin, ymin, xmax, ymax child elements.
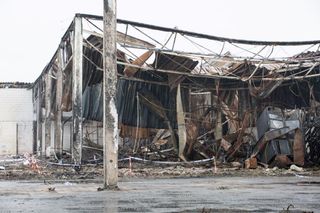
<box><xmin>1</xmin><ymin>157</ymin><xmax>320</xmax><ymax>181</ymax></box>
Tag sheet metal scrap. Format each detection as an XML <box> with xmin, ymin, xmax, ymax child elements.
<box><xmin>153</xmin><ymin>52</ymin><xmax>198</xmax><ymax>89</ymax></box>
<box><xmin>252</xmin><ymin>107</ymin><xmax>306</xmax><ymax>167</ymax></box>
<box><xmin>248</xmin><ymin>73</ymin><xmax>283</xmax><ymax>99</ymax></box>
<box><xmin>251</xmin><ymin>126</ymin><xmax>305</xmax><ymax>167</ymax></box>
<box><xmin>138</xmin><ymin>91</ymin><xmax>178</xmax><ymax>154</ymax></box>
<box><xmin>124</xmin><ymin>50</ymin><xmax>153</xmax><ymax>77</ymax></box>
<box><xmin>244</xmin><ymin>157</ymin><xmax>257</xmax><ymax>169</ymax></box>
<box><xmin>185</xmin><ymin>119</ymin><xmax>199</xmax><ymax>156</ymax></box>
<box><xmin>304</xmin><ymin>118</ymin><xmax>320</xmax><ymax>165</ymax></box>
<box><xmin>270</xmin><ymin>154</ymin><xmax>292</xmax><ymax>168</ymax></box>
<box><xmin>216</xmin><ymin>91</ymin><xmax>240</xmax><ymax>133</ymax></box>
<box><xmin>251</xmin><ymin>127</ymin><xmax>294</xmax><ymax>158</ymax></box>
<box><xmin>226</xmin><ymin>112</ymin><xmax>250</xmax><ymax>161</ymax></box>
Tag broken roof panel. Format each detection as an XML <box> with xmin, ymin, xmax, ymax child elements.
<box><xmin>0</xmin><ymin>82</ymin><xmax>32</xmax><ymax>89</ymax></box>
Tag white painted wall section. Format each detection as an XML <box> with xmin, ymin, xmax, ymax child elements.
<box><xmin>0</xmin><ymin>88</ymin><xmax>34</xmax><ymax>155</ymax></box>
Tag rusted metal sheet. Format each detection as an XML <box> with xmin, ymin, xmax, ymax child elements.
<box><xmin>167</xmin><ymin>74</ymin><xmax>186</xmax><ymax>90</ymax></box>
<box><xmin>271</xmin><ymin>154</ymin><xmax>292</xmax><ymax>168</ymax></box>
<box><xmin>226</xmin><ymin>112</ymin><xmax>250</xmax><ymax>160</ymax></box>
<box><xmin>244</xmin><ymin>157</ymin><xmax>257</xmax><ymax>169</ymax></box>
<box><xmin>124</xmin><ymin>50</ymin><xmax>153</xmax><ymax>77</ymax></box>
<box><xmin>119</xmin><ymin>124</ymin><xmax>151</xmax><ymax>139</ymax></box>
<box><xmin>185</xmin><ymin>119</ymin><xmax>199</xmax><ymax>156</ymax></box>
<box><xmin>248</xmin><ymin>74</ymin><xmax>283</xmax><ymax>99</ymax></box>
<box><xmin>152</xmin><ymin>52</ymin><xmax>198</xmax><ymax>72</ymax></box>
<box><xmin>293</xmin><ymin>128</ymin><xmax>305</xmax><ymax>166</ymax></box>
<box><xmin>220</xmin><ymin>138</ymin><xmax>232</xmax><ymax>151</ymax></box>
<box><xmin>190</xmin><ymin>92</ymin><xmax>212</xmax><ymax>121</ymax></box>
<box><xmin>215</xmin><ymin>92</ymin><xmax>240</xmax><ymax>133</ymax></box>
<box><xmin>163</xmin><ymin>52</ymin><xmax>200</xmax><ymax>88</ymax></box>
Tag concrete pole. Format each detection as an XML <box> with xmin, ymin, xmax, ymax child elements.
<box><xmin>72</xmin><ymin>16</ymin><xmax>83</xmax><ymax>167</ymax></box>
<box><xmin>54</xmin><ymin>48</ymin><xmax>64</xmax><ymax>158</ymax></box>
<box><xmin>36</xmin><ymin>85</ymin><xmax>43</xmax><ymax>157</ymax></box>
<box><xmin>44</xmin><ymin>71</ymin><xmax>52</xmax><ymax>157</ymax></box>
<box><xmin>103</xmin><ymin>0</ymin><xmax>118</xmax><ymax>189</ymax></box>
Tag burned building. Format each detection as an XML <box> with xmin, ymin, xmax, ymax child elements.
<box><xmin>27</xmin><ymin>14</ymin><xmax>320</xmax><ymax>168</ymax></box>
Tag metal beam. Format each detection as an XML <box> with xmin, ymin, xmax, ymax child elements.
<box><xmin>103</xmin><ymin>0</ymin><xmax>118</xmax><ymax>189</ymax></box>
<box><xmin>76</xmin><ymin>13</ymin><xmax>320</xmax><ymax>46</ymax></box>
<box><xmin>72</xmin><ymin>16</ymin><xmax>83</xmax><ymax>166</ymax></box>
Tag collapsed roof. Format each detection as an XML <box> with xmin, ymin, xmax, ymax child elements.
<box><xmin>32</xmin><ymin>14</ymin><xmax>320</xmax><ymax>164</ymax></box>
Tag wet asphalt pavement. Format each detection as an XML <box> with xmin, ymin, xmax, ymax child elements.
<box><xmin>0</xmin><ymin>176</ymin><xmax>319</xmax><ymax>212</ymax></box>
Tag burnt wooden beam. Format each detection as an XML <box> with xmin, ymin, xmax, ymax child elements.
<box><xmin>103</xmin><ymin>0</ymin><xmax>118</xmax><ymax>189</ymax></box>
<box><xmin>72</xmin><ymin>16</ymin><xmax>83</xmax><ymax>166</ymax></box>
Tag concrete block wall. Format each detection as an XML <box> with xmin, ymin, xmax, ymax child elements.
<box><xmin>0</xmin><ymin>88</ymin><xmax>34</xmax><ymax>155</ymax></box>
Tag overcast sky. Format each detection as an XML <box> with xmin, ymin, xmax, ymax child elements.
<box><xmin>0</xmin><ymin>0</ymin><xmax>320</xmax><ymax>82</ymax></box>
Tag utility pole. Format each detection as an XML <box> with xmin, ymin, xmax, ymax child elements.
<box><xmin>103</xmin><ymin>0</ymin><xmax>118</xmax><ymax>189</ymax></box>
<box><xmin>72</xmin><ymin>15</ymin><xmax>83</xmax><ymax>167</ymax></box>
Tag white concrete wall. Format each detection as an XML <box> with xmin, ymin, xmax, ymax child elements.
<box><xmin>0</xmin><ymin>88</ymin><xmax>34</xmax><ymax>155</ymax></box>
<box><xmin>63</xmin><ymin>122</ymin><xmax>72</xmax><ymax>152</ymax></box>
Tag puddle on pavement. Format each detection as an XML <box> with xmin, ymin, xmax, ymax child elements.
<box><xmin>176</xmin><ymin>208</ymin><xmax>272</xmax><ymax>212</ymax></box>
<box><xmin>297</xmin><ymin>181</ymin><xmax>320</xmax><ymax>186</ymax></box>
